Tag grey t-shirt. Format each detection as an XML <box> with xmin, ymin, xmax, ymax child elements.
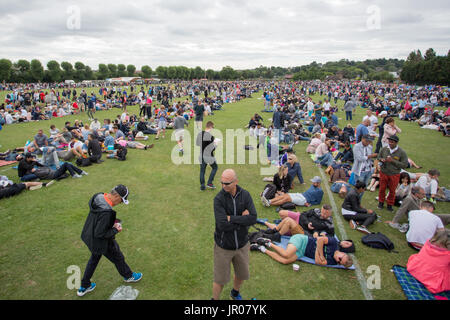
<box><xmin>174</xmin><ymin>116</ymin><xmax>188</xmax><ymax>130</ymax></box>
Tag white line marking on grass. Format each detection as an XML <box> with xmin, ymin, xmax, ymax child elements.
<box><xmin>318</xmin><ymin>167</ymin><xmax>374</xmax><ymax>301</ymax></box>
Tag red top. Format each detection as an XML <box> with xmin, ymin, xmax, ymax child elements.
<box><xmin>407</xmin><ymin>240</ymin><xmax>450</xmax><ymax>294</ymax></box>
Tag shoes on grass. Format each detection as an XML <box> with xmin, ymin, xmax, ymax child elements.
<box><xmin>77</xmin><ymin>283</ymin><xmax>96</xmax><ymax>297</ymax></box>
<box><xmin>356</xmin><ymin>226</ymin><xmax>371</xmax><ymax>234</ymax></box>
<box><xmin>349</xmin><ymin>220</ymin><xmax>357</xmax><ymax>230</ymax></box>
<box><xmin>124</xmin><ymin>272</ymin><xmax>143</xmax><ymax>283</ymax></box>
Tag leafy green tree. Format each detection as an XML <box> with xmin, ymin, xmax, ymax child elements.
<box><xmin>127</xmin><ymin>64</ymin><xmax>136</xmax><ymax>77</ymax></box>
<box><xmin>107</xmin><ymin>64</ymin><xmax>118</xmax><ymax>78</ymax></box>
<box><xmin>0</xmin><ymin>59</ymin><xmax>13</xmax><ymax>82</ymax></box>
<box><xmin>61</xmin><ymin>61</ymin><xmax>74</xmax><ymax>80</ymax></box>
<box><xmin>47</xmin><ymin>60</ymin><xmax>63</xmax><ymax>82</ymax></box>
<box><xmin>155</xmin><ymin>66</ymin><xmax>168</xmax><ymax>79</ymax></box>
<box><xmin>30</xmin><ymin>59</ymin><xmax>44</xmax><ymax>82</ymax></box>
<box><xmin>117</xmin><ymin>64</ymin><xmax>127</xmax><ymax>77</ymax></box>
<box><xmin>98</xmin><ymin>64</ymin><xmax>109</xmax><ymax>80</ymax></box>
<box><xmin>141</xmin><ymin>65</ymin><xmax>152</xmax><ymax>78</ymax></box>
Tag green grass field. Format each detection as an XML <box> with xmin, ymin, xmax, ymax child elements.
<box><xmin>0</xmin><ymin>87</ymin><xmax>449</xmax><ymax>300</ymax></box>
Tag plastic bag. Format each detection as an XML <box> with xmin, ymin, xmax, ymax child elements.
<box><xmin>109</xmin><ymin>285</ymin><xmax>139</xmax><ymax>300</ymax></box>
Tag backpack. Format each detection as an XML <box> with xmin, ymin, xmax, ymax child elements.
<box><xmin>361</xmin><ymin>232</ymin><xmax>397</xmax><ymax>252</ymax></box>
<box><xmin>280</xmin><ymin>202</ymin><xmax>296</xmax><ymax>210</ymax></box>
<box><xmin>262</xmin><ymin>184</ymin><xmax>277</xmax><ymax>200</ymax></box>
<box><xmin>76</xmin><ymin>157</ymin><xmax>92</xmax><ymax>167</ymax></box>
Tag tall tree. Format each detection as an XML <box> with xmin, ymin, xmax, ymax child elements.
<box><xmin>424</xmin><ymin>48</ymin><xmax>436</xmax><ymax>61</ymax></box>
<box><xmin>0</xmin><ymin>59</ymin><xmax>13</xmax><ymax>82</ymax></box>
<box><xmin>155</xmin><ymin>66</ymin><xmax>167</xmax><ymax>79</ymax></box>
<box><xmin>98</xmin><ymin>64</ymin><xmax>109</xmax><ymax>80</ymax></box>
<box><xmin>141</xmin><ymin>65</ymin><xmax>152</xmax><ymax>78</ymax></box>
<box><xmin>61</xmin><ymin>61</ymin><xmax>74</xmax><ymax>80</ymax></box>
<box><xmin>127</xmin><ymin>64</ymin><xmax>136</xmax><ymax>77</ymax></box>
<box><xmin>30</xmin><ymin>59</ymin><xmax>44</xmax><ymax>82</ymax></box>
<box><xmin>107</xmin><ymin>64</ymin><xmax>118</xmax><ymax>78</ymax></box>
<box><xmin>74</xmin><ymin>61</ymin><xmax>86</xmax><ymax>81</ymax></box>
<box><xmin>47</xmin><ymin>60</ymin><xmax>63</xmax><ymax>82</ymax></box>
<box><xmin>117</xmin><ymin>64</ymin><xmax>127</xmax><ymax>77</ymax></box>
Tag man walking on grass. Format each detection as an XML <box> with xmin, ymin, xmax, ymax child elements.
<box><xmin>77</xmin><ymin>185</ymin><xmax>142</xmax><ymax>297</ymax></box>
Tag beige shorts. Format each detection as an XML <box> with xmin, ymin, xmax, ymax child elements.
<box><xmin>214</xmin><ymin>243</ymin><xmax>250</xmax><ymax>285</ymax></box>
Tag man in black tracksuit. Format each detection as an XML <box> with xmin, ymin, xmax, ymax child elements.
<box><xmin>212</xmin><ymin>169</ymin><xmax>257</xmax><ymax>300</ymax></box>
<box><xmin>77</xmin><ymin>185</ymin><xmax>142</xmax><ymax>297</ymax></box>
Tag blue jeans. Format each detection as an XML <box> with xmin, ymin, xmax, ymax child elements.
<box><xmin>354</xmin><ymin>171</ymin><xmax>372</xmax><ymax>187</ymax></box>
<box><xmin>318</xmin><ymin>153</ymin><xmax>334</xmax><ymax>167</ymax></box>
<box><xmin>346</xmin><ymin>111</ymin><xmax>353</xmax><ymax>121</ymax></box>
<box><xmin>20</xmin><ymin>174</ymin><xmax>38</xmax><ymax>182</ymax></box>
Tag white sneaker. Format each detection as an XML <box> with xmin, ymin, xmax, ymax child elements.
<box><xmin>45</xmin><ymin>180</ymin><xmax>55</xmax><ymax>187</ymax></box>
<box><xmin>81</xmin><ymin>171</ymin><xmax>89</xmax><ymax>176</ymax></box>
<box><xmin>73</xmin><ymin>174</ymin><xmax>82</xmax><ymax>178</ymax></box>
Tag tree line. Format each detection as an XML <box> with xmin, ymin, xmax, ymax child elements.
<box><xmin>400</xmin><ymin>48</ymin><xmax>450</xmax><ymax>86</ymax></box>
<box><xmin>0</xmin><ymin>50</ymin><xmax>447</xmax><ymax>84</ymax></box>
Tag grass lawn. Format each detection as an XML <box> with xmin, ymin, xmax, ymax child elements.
<box><xmin>0</xmin><ymin>86</ymin><xmax>449</xmax><ymax>300</ymax></box>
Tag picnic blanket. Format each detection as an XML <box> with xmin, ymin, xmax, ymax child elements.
<box><xmin>274</xmin><ymin>235</ymin><xmax>356</xmax><ymax>270</ymax></box>
<box><xmin>0</xmin><ymin>160</ymin><xmax>17</xmax><ymax>167</ymax></box>
<box><xmin>391</xmin><ymin>265</ymin><xmax>450</xmax><ymax>300</ymax></box>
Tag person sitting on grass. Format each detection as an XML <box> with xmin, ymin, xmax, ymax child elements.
<box><xmin>415</xmin><ymin>169</ymin><xmax>440</xmax><ymax>203</ymax></box>
<box><xmin>273</xmin><ymin>164</ymin><xmax>292</xmax><ymax>194</ymax></box>
<box><xmin>341</xmin><ymin>181</ymin><xmax>377</xmax><ymax>235</ymax></box>
<box><xmin>22</xmin><ymin>153</ymin><xmax>88</xmax><ymax>180</ymax></box>
<box><xmin>407</xmin><ymin>229</ymin><xmax>450</xmax><ymax>294</ymax></box>
<box><xmin>285</xmin><ymin>154</ymin><xmax>305</xmax><ymax>186</ymax></box>
<box><xmin>394</xmin><ymin>172</ymin><xmax>413</xmax><ymax>205</ymax></box>
<box><xmin>386</xmin><ymin>186</ymin><xmax>425</xmax><ymax>233</ymax></box>
<box><xmin>366</xmin><ymin>160</ymin><xmax>381</xmax><ymax>192</ymax></box>
<box><xmin>250</xmin><ymin>233</ymin><xmax>354</xmax><ymax>268</ymax></box>
<box><xmin>261</xmin><ymin>176</ymin><xmax>323</xmax><ymax>208</ymax></box>
<box><xmin>406</xmin><ymin>201</ymin><xmax>447</xmax><ymax>251</ymax></box>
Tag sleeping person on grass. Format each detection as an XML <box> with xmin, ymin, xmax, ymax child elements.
<box><xmin>251</xmin><ymin>233</ymin><xmax>354</xmax><ymax>268</ymax></box>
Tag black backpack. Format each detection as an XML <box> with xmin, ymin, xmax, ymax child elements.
<box><xmin>361</xmin><ymin>232</ymin><xmax>397</xmax><ymax>253</ymax></box>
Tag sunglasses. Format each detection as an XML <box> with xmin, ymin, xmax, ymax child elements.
<box><xmin>221</xmin><ymin>180</ymin><xmax>235</xmax><ymax>186</ymax></box>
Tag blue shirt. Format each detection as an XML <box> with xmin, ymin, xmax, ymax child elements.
<box><xmin>104</xmin><ymin>135</ymin><xmax>115</xmax><ymax>146</ymax></box>
<box><xmin>287</xmin><ymin>162</ymin><xmax>304</xmax><ymax>184</ymax></box>
<box><xmin>303</xmin><ymin>185</ymin><xmax>324</xmax><ymax>205</ymax></box>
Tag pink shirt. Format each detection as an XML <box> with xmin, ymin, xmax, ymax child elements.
<box><xmin>407</xmin><ymin>240</ymin><xmax>450</xmax><ymax>294</ymax></box>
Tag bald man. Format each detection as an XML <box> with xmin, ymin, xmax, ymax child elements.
<box><xmin>212</xmin><ymin>169</ymin><xmax>257</xmax><ymax>300</ymax></box>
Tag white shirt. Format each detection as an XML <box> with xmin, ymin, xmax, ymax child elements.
<box><xmin>363</xmin><ymin>115</ymin><xmax>378</xmax><ymax>131</ymax></box>
<box><xmin>415</xmin><ymin>175</ymin><xmax>438</xmax><ymax>196</ymax></box>
<box><xmin>307</xmin><ymin>101</ymin><xmax>314</xmax><ymax>111</ymax></box>
<box><xmin>69</xmin><ymin>140</ymin><xmax>83</xmax><ymax>151</ymax></box>
<box><xmin>323</xmin><ymin>102</ymin><xmax>331</xmax><ymax>111</ymax></box>
<box><xmin>406</xmin><ymin>209</ymin><xmax>444</xmax><ymax>245</ymax></box>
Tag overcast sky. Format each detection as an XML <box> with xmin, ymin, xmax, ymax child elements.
<box><xmin>0</xmin><ymin>0</ymin><xmax>449</xmax><ymax>70</ymax></box>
